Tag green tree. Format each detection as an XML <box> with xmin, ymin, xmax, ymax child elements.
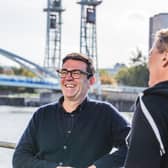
<box><xmin>115</xmin><ymin>48</ymin><xmax>149</xmax><ymax>87</ymax></box>
<box><xmin>0</xmin><ymin>66</ymin><xmax>37</xmax><ymax>92</ymax></box>
<box><xmin>99</xmin><ymin>69</ymin><xmax>116</xmax><ymax>85</ymax></box>
<box><xmin>12</xmin><ymin>67</ymin><xmax>36</xmax><ymax>77</ymax></box>
<box><xmin>130</xmin><ymin>47</ymin><xmax>146</xmax><ymax>66</ymax></box>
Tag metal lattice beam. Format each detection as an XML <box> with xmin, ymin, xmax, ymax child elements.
<box><xmin>43</xmin><ymin>0</ymin><xmax>65</xmax><ymax>70</ymax></box>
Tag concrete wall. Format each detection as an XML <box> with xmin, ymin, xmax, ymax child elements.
<box><xmin>0</xmin><ymin>89</ymin><xmax>140</xmax><ymax>112</ymax></box>
<box><xmin>0</xmin><ymin>97</ymin><xmax>25</xmax><ymax>106</ymax></box>
<box><xmin>90</xmin><ymin>89</ymin><xmax>139</xmax><ymax>112</ymax></box>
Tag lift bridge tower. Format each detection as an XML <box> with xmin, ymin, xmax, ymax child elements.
<box><xmin>77</xmin><ymin>0</ymin><xmax>102</xmax><ymax>71</ymax></box>
<box><xmin>77</xmin><ymin>0</ymin><xmax>102</xmax><ymax>95</ymax></box>
<box><xmin>43</xmin><ymin>0</ymin><xmax>65</xmax><ymax>71</ymax></box>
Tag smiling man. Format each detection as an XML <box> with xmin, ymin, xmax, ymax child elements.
<box><xmin>12</xmin><ymin>52</ymin><xmax>130</xmax><ymax>168</ymax></box>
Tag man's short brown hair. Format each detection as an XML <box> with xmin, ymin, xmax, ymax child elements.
<box><xmin>62</xmin><ymin>52</ymin><xmax>95</xmax><ymax>79</ymax></box>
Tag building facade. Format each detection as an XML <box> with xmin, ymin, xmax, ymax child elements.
<box><xmin>149</xmin><ymin>13</ymin><xmax>168</xmax><ymax>49</ymax></box>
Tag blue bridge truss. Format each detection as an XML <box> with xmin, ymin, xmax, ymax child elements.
<box><xmin>0</xmin><ymin>48</ymin><xmax>60</xmax><ymax>90</ymax></box>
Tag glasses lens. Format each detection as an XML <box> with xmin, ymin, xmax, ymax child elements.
<box><xmin>57</xmin><ymin>70</ymin><xmax>67</xmax><ymax>78</ymax></box>
<box><xmin>71</xmin><ymin>70</ymin><xmax>81</xmax><ymax>79</ymax></box>
<box><xmin>57</xmin><ymin>69</ymin><xmax>89</xmax><ymax>79</ymax></box>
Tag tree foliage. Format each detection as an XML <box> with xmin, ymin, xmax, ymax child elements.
<box><xmin>0</xmin><ymin>66</ymin><xmax>36</xmax><ymax>78</ymax></box>
<box><xmin>115</xmin><ymin>48</ymin><xmax>149</xmax><ymax>87</ymax></box>
<box><xmin>99</xmin><ymin>69</ymin><xmax>116</xmax><ymax>85</ymax></box>
<box><xmin>130</xmin><ymin>47</ymin><xmax>147</xmax><ymax>66</ymax></box>
<box><xmin>12</xmin><ymin>67</ymin><xmax>36</xmax><ymax>77</ymax></box>
<box><xmin>0</xmin><ymin>66</ymin><xmax>36</xmax><ymax>93</ymax></box>
<box><xmin>115</xmin><ymin>65</ymin><xmax>148</xmax><ymax>86</ymax></box>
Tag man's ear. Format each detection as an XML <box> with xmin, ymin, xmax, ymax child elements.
<box><xmin>162</xmin><ymin>51</ymin><xmax>168</xmax><ymax>67</ymax></box>
<box><xmin>89</xmin><ymin>76</ymin><xmax>96</xmax><ymax>85</ymax></box>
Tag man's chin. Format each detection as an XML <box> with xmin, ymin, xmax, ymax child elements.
<box><xmin>65</xmin><ymin>95</ymin><xmax>76</xmax><ymax>100</ymax></box>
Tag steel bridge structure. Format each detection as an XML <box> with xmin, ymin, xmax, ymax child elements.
<box><xmin>43</xmin><ymin>0</ymin><xmax>65</xmax><ymax>71</ymax></box>
<box><xmin>0</xmin><ymin>48</ymin><xmax>60</xmax><ymax>90</ymax></box>
<box><xmin>77</xmin><ymin>0</ymin><xmax>102</xmax><ymax>71</ymax></box>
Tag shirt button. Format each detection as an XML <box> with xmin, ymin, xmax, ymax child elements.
<box><xmin>59</xmin><ymin>162</ymin><xmax>63</xmax><ymax>166</ymax></box>
<box><xmin>63</xmin><ymin>145</ymin><xmax>67</xmax><ymax>150</ymax></box>
<box><xmin>71</xmin><ymin>114</ymin><xmax>74</xmax><ymax>117</ymax></box>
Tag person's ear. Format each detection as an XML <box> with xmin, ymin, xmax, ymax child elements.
<box><xmin>162</xmin><ymin>51</ymin><xmax>168</xmax><ymax>67</ymax></box>
<box><xmin>89</xmin><ymin>76</ymin><xmax>96</xmax><ymax>86</ymax></box>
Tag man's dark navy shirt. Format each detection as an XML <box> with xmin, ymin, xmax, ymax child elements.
<box><xmin>13</xmin><ymin>96</ymin><xmax>130</xmax><ymax>168</ymax></box>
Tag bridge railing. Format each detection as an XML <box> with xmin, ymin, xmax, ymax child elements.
<box><xmin>0</xmin><ymin>74</ymin><xmax>60</xmax><ymax>90</ymax></box>
<box><xmin>0</xmin><ymin>141</ymin><xmax>16</xmax><ymax>149</ymax></box>
<box><xmin>101</xmin><ymin>85</ymin><xmax>146</xmax><ymax>93</ymax></box>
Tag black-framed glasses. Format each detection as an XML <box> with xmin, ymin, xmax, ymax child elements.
<box><xmin>57</xmin><ymin>69</ymin><xmax>91</xmax><ymax>79</ymax></box>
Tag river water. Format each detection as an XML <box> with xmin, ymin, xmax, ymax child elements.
<box><xmin>0</xmin><ymin>106</ymin><xmax>37</xmax><ymax>168</ymax></box>
<box><xmin>0</xmin><ymin>105</ymin><xmax>132</xmax><ymax>168</ymax></box>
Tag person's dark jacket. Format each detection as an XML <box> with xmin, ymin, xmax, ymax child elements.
<box><xmin>125</xmin><ymin>81</ymin><xmax>168</xmax><ymax>168</ymax></box>
<box><xmin>13</xmin><ymin>96</ymin><xmax>130</xmax><ymax>168</ymax></box>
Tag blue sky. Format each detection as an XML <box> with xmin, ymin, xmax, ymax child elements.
<box><xmin>0</xmin><ymin>0</ymin><xmax>168</xmax><ymax>68</ymax></box>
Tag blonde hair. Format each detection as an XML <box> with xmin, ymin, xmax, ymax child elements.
<box><xmin>154</xmin><ymin>28</ymin><xmax>168</xmax><ymax>53</ymax></box>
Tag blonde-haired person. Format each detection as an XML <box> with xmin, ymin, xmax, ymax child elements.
<box><xmin>13</xmin><ymin>52</ymin><xmax>130</xmax><ymax>168</ymax></box>
<box><xmin>125</xmin><ymin>28</ymin><xmax>168</xmax><ymax>168</ymax></box>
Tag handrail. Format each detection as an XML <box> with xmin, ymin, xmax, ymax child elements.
<box><xmin>0</xmin><ymin>141</ymin><xmax>16</xmax><ymax>149</ymax></box>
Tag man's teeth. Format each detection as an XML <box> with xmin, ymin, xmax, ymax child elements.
<box><xmin>65</xmin><ymin>84</ymin><xmax>75</xmax><ymax>88</ymax></box>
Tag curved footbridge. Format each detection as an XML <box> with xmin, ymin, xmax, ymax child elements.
<box><xmin>0</xmin><ymin>48</ymin><xmax>60</xmax><ymax>90</ymax></box>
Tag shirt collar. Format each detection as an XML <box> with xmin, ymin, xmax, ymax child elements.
<box><xmin>58</xmin><ymin>96</ymin><xmax>88</xmax><ymax>114</ymax></box>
